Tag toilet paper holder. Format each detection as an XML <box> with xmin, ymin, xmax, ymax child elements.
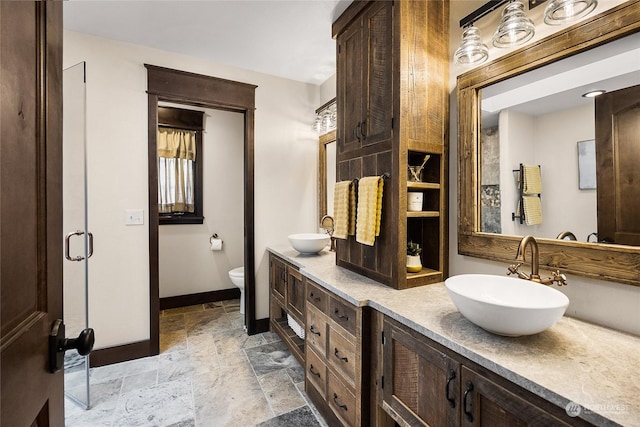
<box><xmin>210</xmin><ymin>233</ymin><xmax>223</xmax><ymax>250</ymax></box>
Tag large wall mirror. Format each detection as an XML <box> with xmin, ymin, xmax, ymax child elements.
<box><xmin>458</xmin><ymin>0</ymin><xmax>640</xmax><ymax>286</ymax></box>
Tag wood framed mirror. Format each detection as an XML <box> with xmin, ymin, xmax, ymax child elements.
<box><xmin>318</xmin><ymin>129</ymin><xmax>337</xmax><ymax>223</ymax></box>
<box><xmin>457</xmin><ymin>0</ymin><xmax>640</xmax><ymax>286</ymax></box>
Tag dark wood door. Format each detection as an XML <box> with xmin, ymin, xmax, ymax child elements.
<box><xmin>383</xmin><ymin>318</ymin><xmax>460</xmax><ymax>427</ymax></box>
<box><xmin>337</xmin><ymin>18</ymin><xmax>364</xmax><ymax>155</ymax></box>
<box><xmin>1</xmin><ymin>2</ymin><xmax>65</xmax><ymax>426</ymax></box>
<box><xmin>596</xmin><ymin>84</ymin><xmax>640</xmax><ymax>245</ymax></box>
<box><xmin>459</xmin><ymin>366</ymin><xmax>574</xmax><ymax>427</ymax></box>
<box><xmin>362</xmin><ymin>0</ymin><xmax>393</xmax><ymax>148</ymax></box>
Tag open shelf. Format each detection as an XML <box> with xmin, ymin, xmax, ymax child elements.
<box><xmin>407</xmin><ymin>211</ymin><xmax>440</xmax><ymax>218</ymax></box>
<box><xmin>407</xmin><ymin>182</ymin><xmax>440</xmax><ymax>190</ymax></box>
<box><xmin>406</xmin><ymin>267</ymin><xmax>443</xmax><ymax>287</ymax></box>
<box><xmin>271</xmin><ymin>316</ymin><xmax>304</xmax><ymax>365</ymax></box>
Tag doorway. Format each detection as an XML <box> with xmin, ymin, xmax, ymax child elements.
<box><xmin>145</xmin><ymin>65</ymin><xmax>258</xmax><ymax>355</ymax></box>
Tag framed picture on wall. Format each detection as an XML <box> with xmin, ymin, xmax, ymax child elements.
<box><xmin>577</xmin><ymin>139</ymin><xmax>596</xmax><ymax>190</ymax></box>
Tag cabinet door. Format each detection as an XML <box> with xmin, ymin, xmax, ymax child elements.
<box><xmin>383</xmin><ymin>319</ymin><xmax>460</xmax><ymax>427</ymax></box>
<box><xmin>286</xmin><ymin>266</ymin><xmax>305</xmax><ymax>324</ymax></box>
<box><xmin>460</xmin><ymin>366</ymin><xmax>574</xmax><ymax>427</ymax></box>
<box><xmin>337</xmin><ymin>17</ymin><xmax>364</xmax><ymax>155</ymax></box>
<box><xmin>269</xmin><ymin>255</ymin><xmax>286</xmax><ymax>303</ymax></box>
<box><xmin>361</xmin><ymin>0</ymin><xmax>393</xmax><ymax>148</ymax></box>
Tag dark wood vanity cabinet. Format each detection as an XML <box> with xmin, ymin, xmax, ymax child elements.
<box><xmin>380</xmin><ymin>317</ymin><xmax>592</xmax><ymax>427</ymax></box>
<box><xmin>304</xmin><ymin>279</ymin><xmax>369</xmax><ymax>427</ymax></box>
<box><xmin>268</xmin><ymin>254</ymin><xmax>305</xmax><ymax>364</ymax></box>
<box><xmin>333</xmin><ymin>0</ymin><xmax>449</xmax><ymax>290</ymax></box>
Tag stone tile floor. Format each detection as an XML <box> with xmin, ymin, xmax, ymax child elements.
<box><xmin>64</xmin><ymin>299</ymin><xmax>327</xmax><ymax>426</ymax></box>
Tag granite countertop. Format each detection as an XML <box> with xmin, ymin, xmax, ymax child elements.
<box><xmin>267</xmin><ymin>245</ymin><xmax>640</xmax><ymax>427</ymax></box>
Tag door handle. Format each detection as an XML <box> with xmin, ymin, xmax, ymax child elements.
<box><xmin>49</xmin><ymin>319</ymin><xmax>95</xmax><ymax>373</ymax></box>
<box><xmin>65</xmin><ymin>230</ymin><xmax>94</xmax><ymax>261</ymax></box>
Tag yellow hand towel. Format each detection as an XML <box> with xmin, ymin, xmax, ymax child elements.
<box><xmin>523</xmin><ymin>165</ymin><xmax>542</xmax><ymax>194</ymax></box>
<box><xmin>356</xmin><ymin>176</ymin><xmax>384</xmax><ymax>246</ymax></box>
<box><xmin>333</xmin><ymin>181</ymin><xmax>354</xmax><ymax>239</ymax></box>
<box><xmin>523</xmin><ymin>196</ymin><xmax>542</xmax><ymax>225</ymax></box>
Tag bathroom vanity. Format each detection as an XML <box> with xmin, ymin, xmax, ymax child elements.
<box><xmin>268</xmin><ymin>247</ymin><xmax>639</xmax><ymax>427</ymax></box>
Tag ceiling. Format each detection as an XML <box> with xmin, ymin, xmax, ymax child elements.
<box><xmin>63</xmin><ymin>0</ymin><xmax>353</xmax><ymax>86</ymax></box>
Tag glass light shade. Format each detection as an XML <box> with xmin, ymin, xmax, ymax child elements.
<box><xmin>492</xmin><ymin>1</ymin><xmax>535</xmax><ymax>48</ymax></box>
<box><xmin>454</xmin><ymin>26</ymin><xmax>489</xmax><ymax>65</ymax></box>
<box><xmin>544</xmin><ymin>0</ymin><xmax>597</xmax><ymax>25</ymax></box>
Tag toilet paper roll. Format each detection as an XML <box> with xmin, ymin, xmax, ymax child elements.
<box><xmin>210</xmin><ymin>238</ymin><xmax>223</xmax><ymax>251</ymax></box>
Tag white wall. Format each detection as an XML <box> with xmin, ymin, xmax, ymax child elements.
<box><xmin>159</xmin><ymin>107</ymin><xmax>244</xmax><ymax>298</ymax></box>
<box><xmin>449</xmin><ymin>0</ymin><xmax>640</xmax><ymax>336</ymax></box>
<box><xmin>64</xmin><ymin>31</ymin><xmax>319</xmax><ymax>349</ymax></box>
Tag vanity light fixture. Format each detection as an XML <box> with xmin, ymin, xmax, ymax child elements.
<box><xmin>313</xmin><ymin>98</ymin><xmax>336</xmax><ymax>135</ymax></box>
<box><xmin>582</xmin><ymin>89</ymin><xmax>606</xmax><ymax>98</ymax></box>
<box><xmin>492</xmin><ymin>1</ymin><xmax>536</xmax><ymax>48</ymax></box>
<box><xmin>544</xmin><ymin>0</ymin><xmax>598</xmax><ymax>25</ymax></box>
<box><xmin>454</xmin><ymin>26</ymin><xmax>490</xmax><ymax>65</ymax></box>
<box><xmin>454</xmin><ymin>0</ymin><xmax>599</xmax><ymax>65</ymax></box>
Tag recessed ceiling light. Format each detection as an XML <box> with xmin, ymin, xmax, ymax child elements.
<box><xmin>582</xmin><ymin>90</ymin><xmax>606</xmax><ymax>98</ymax></box>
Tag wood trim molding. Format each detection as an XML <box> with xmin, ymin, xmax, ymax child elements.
<box><xmin>146</xmin><ymin>65</ymin><xmax>258</xmax><ymax>359</ymax></box>
<box><xmin>457</xmin><ymin>1</ymin><xmax>640</xmax><ymax>286</ymax></box>
<box><xmin>159</xmin><ymin>288</ymin><xmax>240</xmax><ymax>311</ymax></box>
<box><xmin>255</xmin><ymin>318</ymin><xmax>270</xmax><ymax>334</ymax></box>
<box><xmin>90</xmin><ymin>341</ymin><xmax>151</xmax><ymax>368</ymax></box>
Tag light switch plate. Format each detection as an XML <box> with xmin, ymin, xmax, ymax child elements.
<box><xmin>125</xmin><ymin>209</ymin><xmax>144</xmax><ymax>225</ymax></box>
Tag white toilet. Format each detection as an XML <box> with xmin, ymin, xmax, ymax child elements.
<box><xmin>228</xmin><ymin>267</ymin><xmax>245</xmax><ymax>314</ymax></box>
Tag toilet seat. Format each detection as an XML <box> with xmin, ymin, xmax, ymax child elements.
<box><xmin>229</xmin><ymin>267</ymin><xmax>244</xmax><ymax>278</ymax></box>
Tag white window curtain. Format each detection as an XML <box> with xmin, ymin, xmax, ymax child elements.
<box><xmin>158</xmin><ymin>128</ymin><xmax>196</xmax><ymax>214</ymax></box>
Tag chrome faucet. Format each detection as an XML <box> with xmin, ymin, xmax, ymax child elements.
<box><xmin>507</xmin><ymin>235</ymin><xmax>567</xmax><ymax>286</ymax></box>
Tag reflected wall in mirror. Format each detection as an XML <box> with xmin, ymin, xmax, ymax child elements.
<box><xmin>458</xmin><ymin>0</ymin><xmax>640</xmax><ymax>286</ymax></box>
<box><xmin>318</xmin><ymin>129</ymin><xmax>336</xmax><ymax>223</ymax></box>
<box><xmin>478</xmin><ymin>31</ymin><xmax>640</xmax><ymax>243</ymax></box>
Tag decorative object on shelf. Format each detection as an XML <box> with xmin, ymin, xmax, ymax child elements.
<box><xmin>408</xmin><ymin>154</ymin><xmax>431</xmax><ymax>182</ymax></box>
<box><xmin>407</xmin><ymin>241</ymin><xmax>423</xmax><ymax>273</ymax></box>
<box><xmin>407</xmin><ymin>192</ymin><xmax>424</xmax><ymax>212</ymax></box>
<box><xmin>313</xmin><ymin>98</ymin><xmax>336</xmax><ymax>135</ymax></box>
<box><xmin>544</xmin><ymin>0</ymin><xmax>597</xmax><ymax>25</ymax></box>
<box><xmin>454</xmin><ymin>0</ymin><xmax>598</xmax><ymax>65</ymax></box>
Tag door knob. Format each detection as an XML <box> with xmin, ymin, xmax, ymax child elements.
<box><xmin>49</xmin><ymin>319</ymin><xmax>95</xmax><ymax>373</ymax></box>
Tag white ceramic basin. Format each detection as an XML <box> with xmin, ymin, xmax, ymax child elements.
<box><xmin>288</xmin><ymin>233</ymin><xmax>330</xmax><ymax>254</ymax></box>
<box><xmin>444</xmin><ymin>274</ymin><xmax>569</xmax><ymax>336</ymax></box>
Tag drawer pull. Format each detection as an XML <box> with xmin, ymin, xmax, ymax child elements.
<box><xmin>334</xmin><ymin>310</ymin><xmax>349</xmax><ymax>321</ymax></box>
<box><xmin>309</xmin><ymin>325</ymin><xmax>321</xmax><ymax>336</ymax></box>
<box><xmin>333</xmin><ymin>393</ymin><xmax>348</xmax><ymax>411</ymax></box>
<box><xmin>463</xmin><ymin>380</ymin><xmax>474</xmax><ymax>422</ymax></box>
<box><xmin>309</xmin><ymin>292</ymin><xmax>321</xmax><ymax>302</ymax></box>
<box><xmin>445</xmin><ymin>369</ymin><xmax>456</xmax><ymax>408</ymax></box>
<box><xmin>309</xmin><ymin>364</ymin><xmax>321</xmax><ymax>378</ymax></box>
<box><xmin>334</xmin><ymin>348</ymin><xmax>349</xmax><ymax>363</ymax></box>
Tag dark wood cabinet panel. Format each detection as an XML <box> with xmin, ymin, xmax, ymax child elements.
<box><xmin>334</xmin><ymin>0</ymin><xmax>449</xmax><ymax>289</ymax></box>
<box><xmin>380</xmin><ymin>316</ymin><xmax>593</xmax><ymax>427</ymax></box>
<box><xmin>286</xmin><ymin>266</ymin><xmax>305</xmax><ymax>325</ymax></box>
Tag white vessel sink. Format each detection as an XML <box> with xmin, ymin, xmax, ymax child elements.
<box><xmin>288</xmin><ymin>233</ymin><xmax>330</xmax><ymax>254</ymax></box>
<box><xmin>444</xmin><ymin>274</ymin><xmax>569</xmax><ymax>336</ymax></box>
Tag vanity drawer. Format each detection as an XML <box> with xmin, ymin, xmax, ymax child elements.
<box><xmin>328</xmin><ymin>327</ymin><xmax>356</xmax><ymax>384</ymax></box>
<box><xmin>306</xmin><ymin>304</ymin><xmax>327</xmax><ymax>356</ymax></box>
<box><xmin>306</xmin><ymin>280</ymin><xmax>329</xmax><ymax>313</ymax></box>
<box><xmin>330</xmin><ymin>296</ymin><xmax>357</xmax><ymax>336</ymax></box>
<box><xmin>306</xmin><ymin>346</ymin><xmax>327</xmax><ymax>399</ymax></box>
<box><xmin>328</xmin><ymin>370</ymin><xmax>356</xmax><ymax>427</ymax></box>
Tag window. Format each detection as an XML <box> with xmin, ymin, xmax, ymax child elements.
<box><xmin>157</xmin><ymin>107</ymin><xmax>204</xmax><ymax>224</ymax></box>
